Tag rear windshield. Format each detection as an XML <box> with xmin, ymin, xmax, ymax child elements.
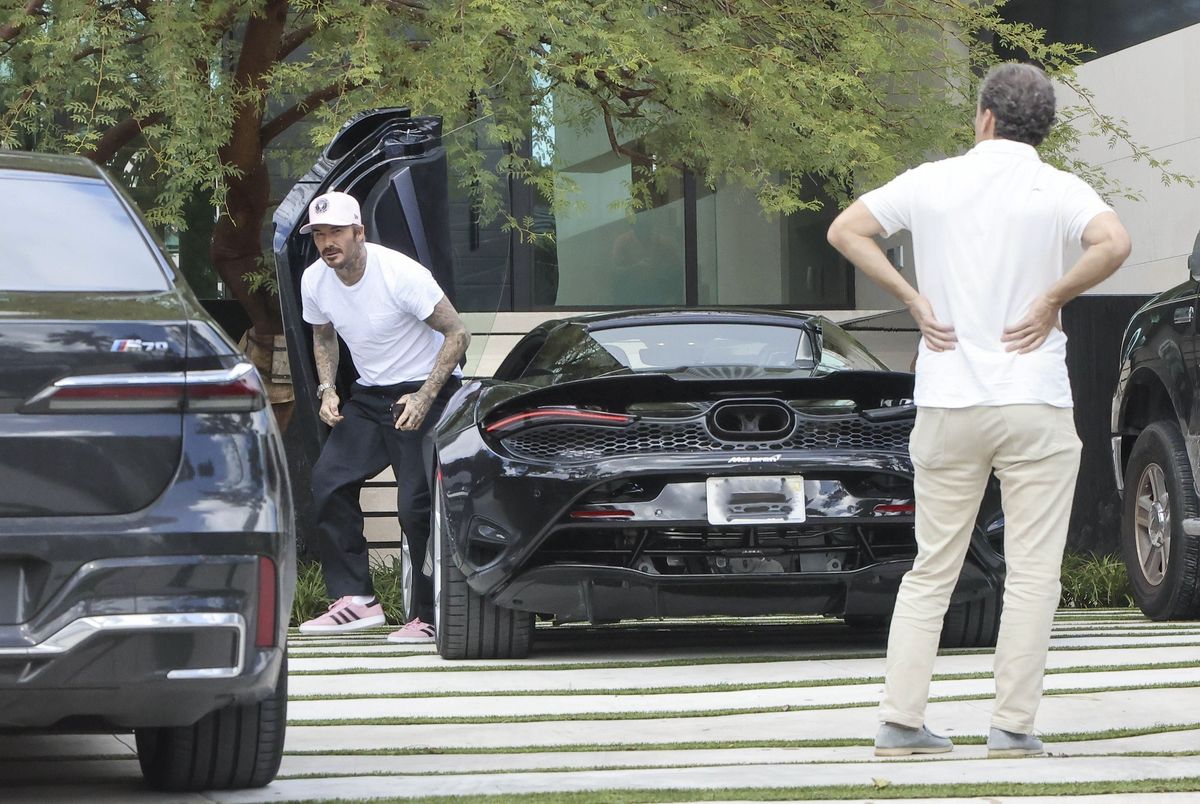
<box><xmin>0</xmin><ymin>172</ymin><xmax>170</xmax><ymax>292</ymax></box>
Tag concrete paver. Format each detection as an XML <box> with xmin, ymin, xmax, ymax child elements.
<box><xmin>3</xmin><ymin>611</ymin><xmax>1198</xmax><ymax>803</ymax></box>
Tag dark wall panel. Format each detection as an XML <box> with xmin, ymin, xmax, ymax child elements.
<box><xmin>1064</xmin><ymin>294</ymin><xmax>1153</xmax><ymax>554</ymax></box>
<box><xmin>1001</xmin><ymin>1</ymin><xmax>1200</xmax><ymax>61</ymax></box>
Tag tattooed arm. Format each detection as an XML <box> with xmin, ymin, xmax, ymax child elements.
<box><xmin>313</xmin><ymin>322</ymin><xmax>344</xmax><ymax>426</ymax></box>
<box><xmin>394</xmin><ymin>296</ymin><xmax>470</xmax><ymax>430</ymax></box>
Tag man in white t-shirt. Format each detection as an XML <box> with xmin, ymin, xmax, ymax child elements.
<box><xmin>295</xmin><ymin>191</ymin><xmax>470</xmax><ymax>645</ymax></box>
<box><xmin>828</xmin><ymin>63</ymin><xmax>1131</xmax><ymax>757</ymax></box>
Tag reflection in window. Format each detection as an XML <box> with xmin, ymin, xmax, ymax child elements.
<box><xmin>531</xmin><ymin>92</ymin><xmax>685</xmax><ymax>308</ymax></box>
<box><xmin>0</xmin><ymin>173</ymin><xmax>169</xmax><ymax>292</ymax></box>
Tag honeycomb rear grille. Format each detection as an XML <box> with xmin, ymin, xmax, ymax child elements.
<box><xmin>501</xmin><ymin>415</ymin><xmax>912</xmax><ymax>462</ymax></box>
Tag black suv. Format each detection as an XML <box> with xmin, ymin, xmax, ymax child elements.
<box><xmin>1111</xmin><ymin>249</ymin><xmax>1200</xmax><ymax>621</ymax></box>
<box><xmin>0</xmin><ymin>151</ymin><xmax>295</xmax><ymax>790</ymax></box>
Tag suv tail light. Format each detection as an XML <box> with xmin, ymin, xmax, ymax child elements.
<box><xmin>484</xmin><ymin>407</ymin><xmax>637</xmax><ymax>435</ymax></box>
<box><xmin>23</xmin><ymin>362</ymin><xmax>267</xmax><ymax>414</ymax></box>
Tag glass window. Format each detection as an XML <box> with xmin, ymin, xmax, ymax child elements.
<box><xmin>0</xmin><ymin>172</ymin><xmax>170</xmax><ymax>292</ymax></box>
<box><xmin>817</xmin><ymin>322</ymin><xmax>889</xmax><ymax>371</ymax></box>
<box><xmin>696</xmin><ymin>179</ymin><xmax>852</xmax><ymax>308</ymax></box>
<box><xmin>519</xmin><ymin>324</ymin><xmax>625</xmax><ymax>384</ymax></box>
<box><xmin>592</xmin><ymin>323</ymin><xmax>816</xmax><ymax>371</ymax></box>
<box><xmin>531</xmin><ymin>96</ymin><xmax>685</xmax><ymax>308</ymax></box>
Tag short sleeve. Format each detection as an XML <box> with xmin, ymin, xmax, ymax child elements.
<box><xmin>858</xmin><ymin>165</ymin><xmax>926</xmax><ymax>238</ymax></box>
<box><xmin>300</xmin><ymin>268</ymin><xmax>329</xmax><ymax>326</ymax></box>
<box><xmin>388</xmin><ymin>253</ymin><xmax>445</xmax><ymax>320</ymax></box>
<box><xmin>1059</xmin><ymin>174</ymin><xmax>1113</xmax><ymax>246</ymax></box>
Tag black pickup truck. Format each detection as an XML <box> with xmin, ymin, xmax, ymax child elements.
<box><xmin>1111</xmin><ymin>246</ymin><xmax>1200</xmax><ymax>620</ymax></box>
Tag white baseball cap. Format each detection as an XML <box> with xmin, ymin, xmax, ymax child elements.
<box><xmin>299</xmin><ymin>191</ymin><xmax>362</xmax><ymax>234</ymax></box>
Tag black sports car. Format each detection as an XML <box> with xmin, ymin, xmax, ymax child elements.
<box><xmin>425</xmin><ymin>309</ymin><xmax>1005</xmax><ymax>659</ymax></box>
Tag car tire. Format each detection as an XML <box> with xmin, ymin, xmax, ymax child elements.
<box><xmin>940</xmin><ymin>593</ymin><xmax>1001</xmax><ymax>648</ymax></box>
<box><xmin>1121</xmin><ymin>421</ymin><xmax>1200</xmax><ymax>620</ymax></box>
<box><xmin>135</xmin><ymin>654</ymin><xmax>287</xmax><ymax>791</ymax></box>
<box><xmin>432</xmin><ymin>470</ymin><xmax>534</xmax><ymax>659</ymax></box>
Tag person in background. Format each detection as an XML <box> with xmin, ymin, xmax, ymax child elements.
<box><xmin>827</xmin><ymin>62</ymin><xmax>1131</xmax><ymax>758</ymax></box>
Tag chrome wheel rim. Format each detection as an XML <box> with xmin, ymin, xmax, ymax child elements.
<box><xmin>432</xmin><ymin>471</ymin><xmax>443</xmax><ymax>621</ymax></box>
<box><xmin>400</xmin><ymin>532</ymin><xmax>414</xmax><ymax>620</ymax></box>
<box><xmin>1133</xmin><ymin>462</ymin><xmax>1171</xmax><ymax>587</ymax></box>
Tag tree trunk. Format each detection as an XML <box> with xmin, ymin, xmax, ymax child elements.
<box><xmin>210</xmin><ymin>0</ymin><xmax>290</xmax><ymax>338</ymax></box>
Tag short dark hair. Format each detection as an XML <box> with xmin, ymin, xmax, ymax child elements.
<box><xmin>978</xmin><ymin>63</ymin><xmax>1056</xmax><ymax>146</ymax></box>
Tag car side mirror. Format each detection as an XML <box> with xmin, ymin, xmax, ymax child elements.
<box><xmin>1190</xmin><ymin>230</ymin><xmax>1200</xmax><ymax>282</ymax></box>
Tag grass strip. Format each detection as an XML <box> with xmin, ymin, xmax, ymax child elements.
<box><xmin>288</xmin><ymin>682</ymin><xmax>1200</xmax><ymax>727</ymax></box>
<box><xmin>288</xmin><ymin>641</ymin><xmax>1200</xmax><ymax>675</ymax></box>
<box><xmin>283</xmin><ymin>721</ymin><xmax>1200</xmax><ymax>757</ymax></box>
<box><xmin>286</xmin><ymin>777</ymin><xmax>1200</xmax><ymax>803</ymax></box>
<box><xmin>287</xmin><ymin>658</ymin><xmax>1200</xmax><ymax>701</ymax></box>
<box><xmin>274</xmin><ymin>753</ymin><xmax>1200</xmax><ymax>780</ymax></box>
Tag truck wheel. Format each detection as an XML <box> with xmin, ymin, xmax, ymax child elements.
<box><xmin>1122</xmin><ymin>422</ymin><xmax>1200</xmax><ymax>619</ymax></box>
<box><xmin>432</xmin><ymin>470</ymin><xmax>534</xmax><ymax>659</ymax></box>
<box><xmin>136</xmin><ymin>654</ymin><xmax>287</xmax><ymax>791</ymax></box>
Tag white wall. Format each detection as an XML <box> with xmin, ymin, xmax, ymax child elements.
<box><xmin>1068</xmin><ymin>23</ymin><xmax>1200</xmax><ymax>295</ymax></box>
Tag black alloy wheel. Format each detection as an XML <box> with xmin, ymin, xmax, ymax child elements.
<box><xmin>432</xmin><ymin>468</ymin><xmax>535</xmax><ymax>659</ymax></box>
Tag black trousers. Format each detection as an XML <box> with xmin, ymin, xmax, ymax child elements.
<box><xmin>310</xmin><ymin>379</ymin><xmax>456</xmax><ymax>624</ymax></box>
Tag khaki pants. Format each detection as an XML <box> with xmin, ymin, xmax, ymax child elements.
<box><xmin>879</xmin><ymin>405</ymin><xmax>1081</xmax><ymax>734</ymax></box>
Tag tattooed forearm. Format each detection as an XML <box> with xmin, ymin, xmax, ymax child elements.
<box><xmin>312</xmin><ymin>323</ymin><xmax>340</xmax><ymax>387</ymax></box>
<box><xmin>418</xmin><ymin>297</ymin><xmax>470</xmax><ymax>400</ymax></box>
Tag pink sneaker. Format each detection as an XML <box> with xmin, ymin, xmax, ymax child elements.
<box><xmin>386</xmin><ymin>617</ymin><xmax>435</xmax><ymax>644</ymax></box>
<box><xmin>298</xmin><ymin>596</ymin><xmax>386</xmax><ymax>633</ymax></box>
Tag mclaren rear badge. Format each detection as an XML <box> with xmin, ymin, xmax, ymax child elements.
<box><xmin>727</xmin><ymin>454</ymin><xmax>783</xmax><ymax>464</ymax></box>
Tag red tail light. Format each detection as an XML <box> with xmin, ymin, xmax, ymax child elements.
<box><xmin>25</xmin><ymin>363</ymin><xmax>266</xmax><ymax>413</ymax></box>
<box><xmin>485</xmin><ymin>407</ymin><xmax>636</xmax><ymax>434</ymax></box>
<box><xmin>256</xmin><ymin>556</ymin><xmax>277</xmax><ymax>648</ymax></box>
<box><xmin>874</xmin><ymin>503</ymin><xmax>916</xmax><ymax>515</ymax></box>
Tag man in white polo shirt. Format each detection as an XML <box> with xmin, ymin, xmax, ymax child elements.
<box><xmin>296</xmin><ymin>191</ymin><xmax>470</xmax><ymax>644</ymax></box>
<box><xmin>828</xmin><ymin>63</ymin><xmax>1131</xmax><ymax>757</ymax></box>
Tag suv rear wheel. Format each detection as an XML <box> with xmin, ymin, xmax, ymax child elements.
<box><xmin>1122</xmin><ymin>422</ymin><xmax>1200</xmax><ymax>619</ymax></box>
<box><xmin>135</xmin><ymin>654</ymin><xmax>287</xmax><ymax>791</ymax></box>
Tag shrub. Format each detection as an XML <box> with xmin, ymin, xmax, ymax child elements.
<box><xmin>1060</xmin><ymin>552</ymin><xmax>1135</xmax><ymax>609</ymax></box>
<box><xmin>290</xmin><ymin>555</ymin><xmax>408</xmax><ymax>627</ymax></box>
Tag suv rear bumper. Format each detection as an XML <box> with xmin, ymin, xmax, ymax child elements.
<box><xmin>0</xmin><ymin>553</ymin><xmax>286</xmax><ymax>729</ymax></box>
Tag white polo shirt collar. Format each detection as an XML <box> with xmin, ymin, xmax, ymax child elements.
<box><xmin>968</xmin><ymin>138</ymin><xmax>1039</xmax><ymax>160</ymax></box>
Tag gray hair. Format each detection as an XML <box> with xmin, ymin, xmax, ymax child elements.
<box><xmin>978</xmin><ymin>63</ymin><xmax>1056</xmax><ymax>146</ymax></box>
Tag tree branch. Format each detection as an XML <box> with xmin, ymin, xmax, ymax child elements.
<box><xmin>0</xmin><ymin>0</ymin><xmax>45</xmax><ymax>44</ymax></box>
<box><xmin>81</xmin><ymin>112</ymin><xmax>164</xmax><ymax>164</ymax></box>
<box><xmin>261</xmin><ymin>82</ymin><xmax>345</xmax><ymax>144</ymax></box>
<box><xmin>278</xmin><ymin>22</ymin><xmax>316</xmax><ymax>62</ymax></box>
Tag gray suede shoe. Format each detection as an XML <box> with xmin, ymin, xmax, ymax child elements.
<box><xmin>874</xmin><ymin>722</ymin><xmax>954</xmax><ymax>756</ymax></box>
<box><xmin>987</xmin><ymin>727</ymin><xmax>1045</xmax><ymax>758</ymax></box>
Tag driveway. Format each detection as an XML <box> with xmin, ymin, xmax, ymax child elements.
<box><xmin>2</xmin><ymin>610</ymin><xmax>1199</xmax><ymax>802</ymax></box>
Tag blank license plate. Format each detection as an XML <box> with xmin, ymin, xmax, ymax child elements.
<box><xmin>706</xmin><ymin>475</ymin><xmax>806</xmax><ymax>525</ymax></box>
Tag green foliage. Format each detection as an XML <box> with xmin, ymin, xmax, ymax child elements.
<box><xmin>1060</xmin><ymin>552</ymin><xmax>1135</xmax><ymax>609</ymax></box>
<box><xmin>290</xmin><ymin>556</ymin><xmax>407</xmax><ymax>627</ymax></box>
<box><xmin>0</xmin><ymin>0</ymin><xmax>1185</xmax><ymax>250</ymax></box>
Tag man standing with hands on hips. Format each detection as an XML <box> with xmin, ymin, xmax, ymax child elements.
<box><xmin>296</xmin><ymin>191</ymin><xmax>470</xmax><ymax>644</ymax></box>
<box><xmin>828</xmin><ymin>63</ymin><xmax>1131</xmax><ymax>757</ymax></box>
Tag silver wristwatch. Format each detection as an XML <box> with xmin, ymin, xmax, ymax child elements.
<box><xmin>316</xmin><ymin>382</ymin><xmax>335</xmax><ymax>399</ymax></box>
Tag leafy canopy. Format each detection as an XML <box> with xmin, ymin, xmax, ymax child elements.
<box><xmin>0</xmin><ymin>0</ymin><xmax>1183</xmax><ymax>234</ymax></box>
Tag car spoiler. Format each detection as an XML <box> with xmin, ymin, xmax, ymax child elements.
<box><xmin>480</xmin><ymin>370</ymin><xmax>916</xmax><ymax>420</ymax></box>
